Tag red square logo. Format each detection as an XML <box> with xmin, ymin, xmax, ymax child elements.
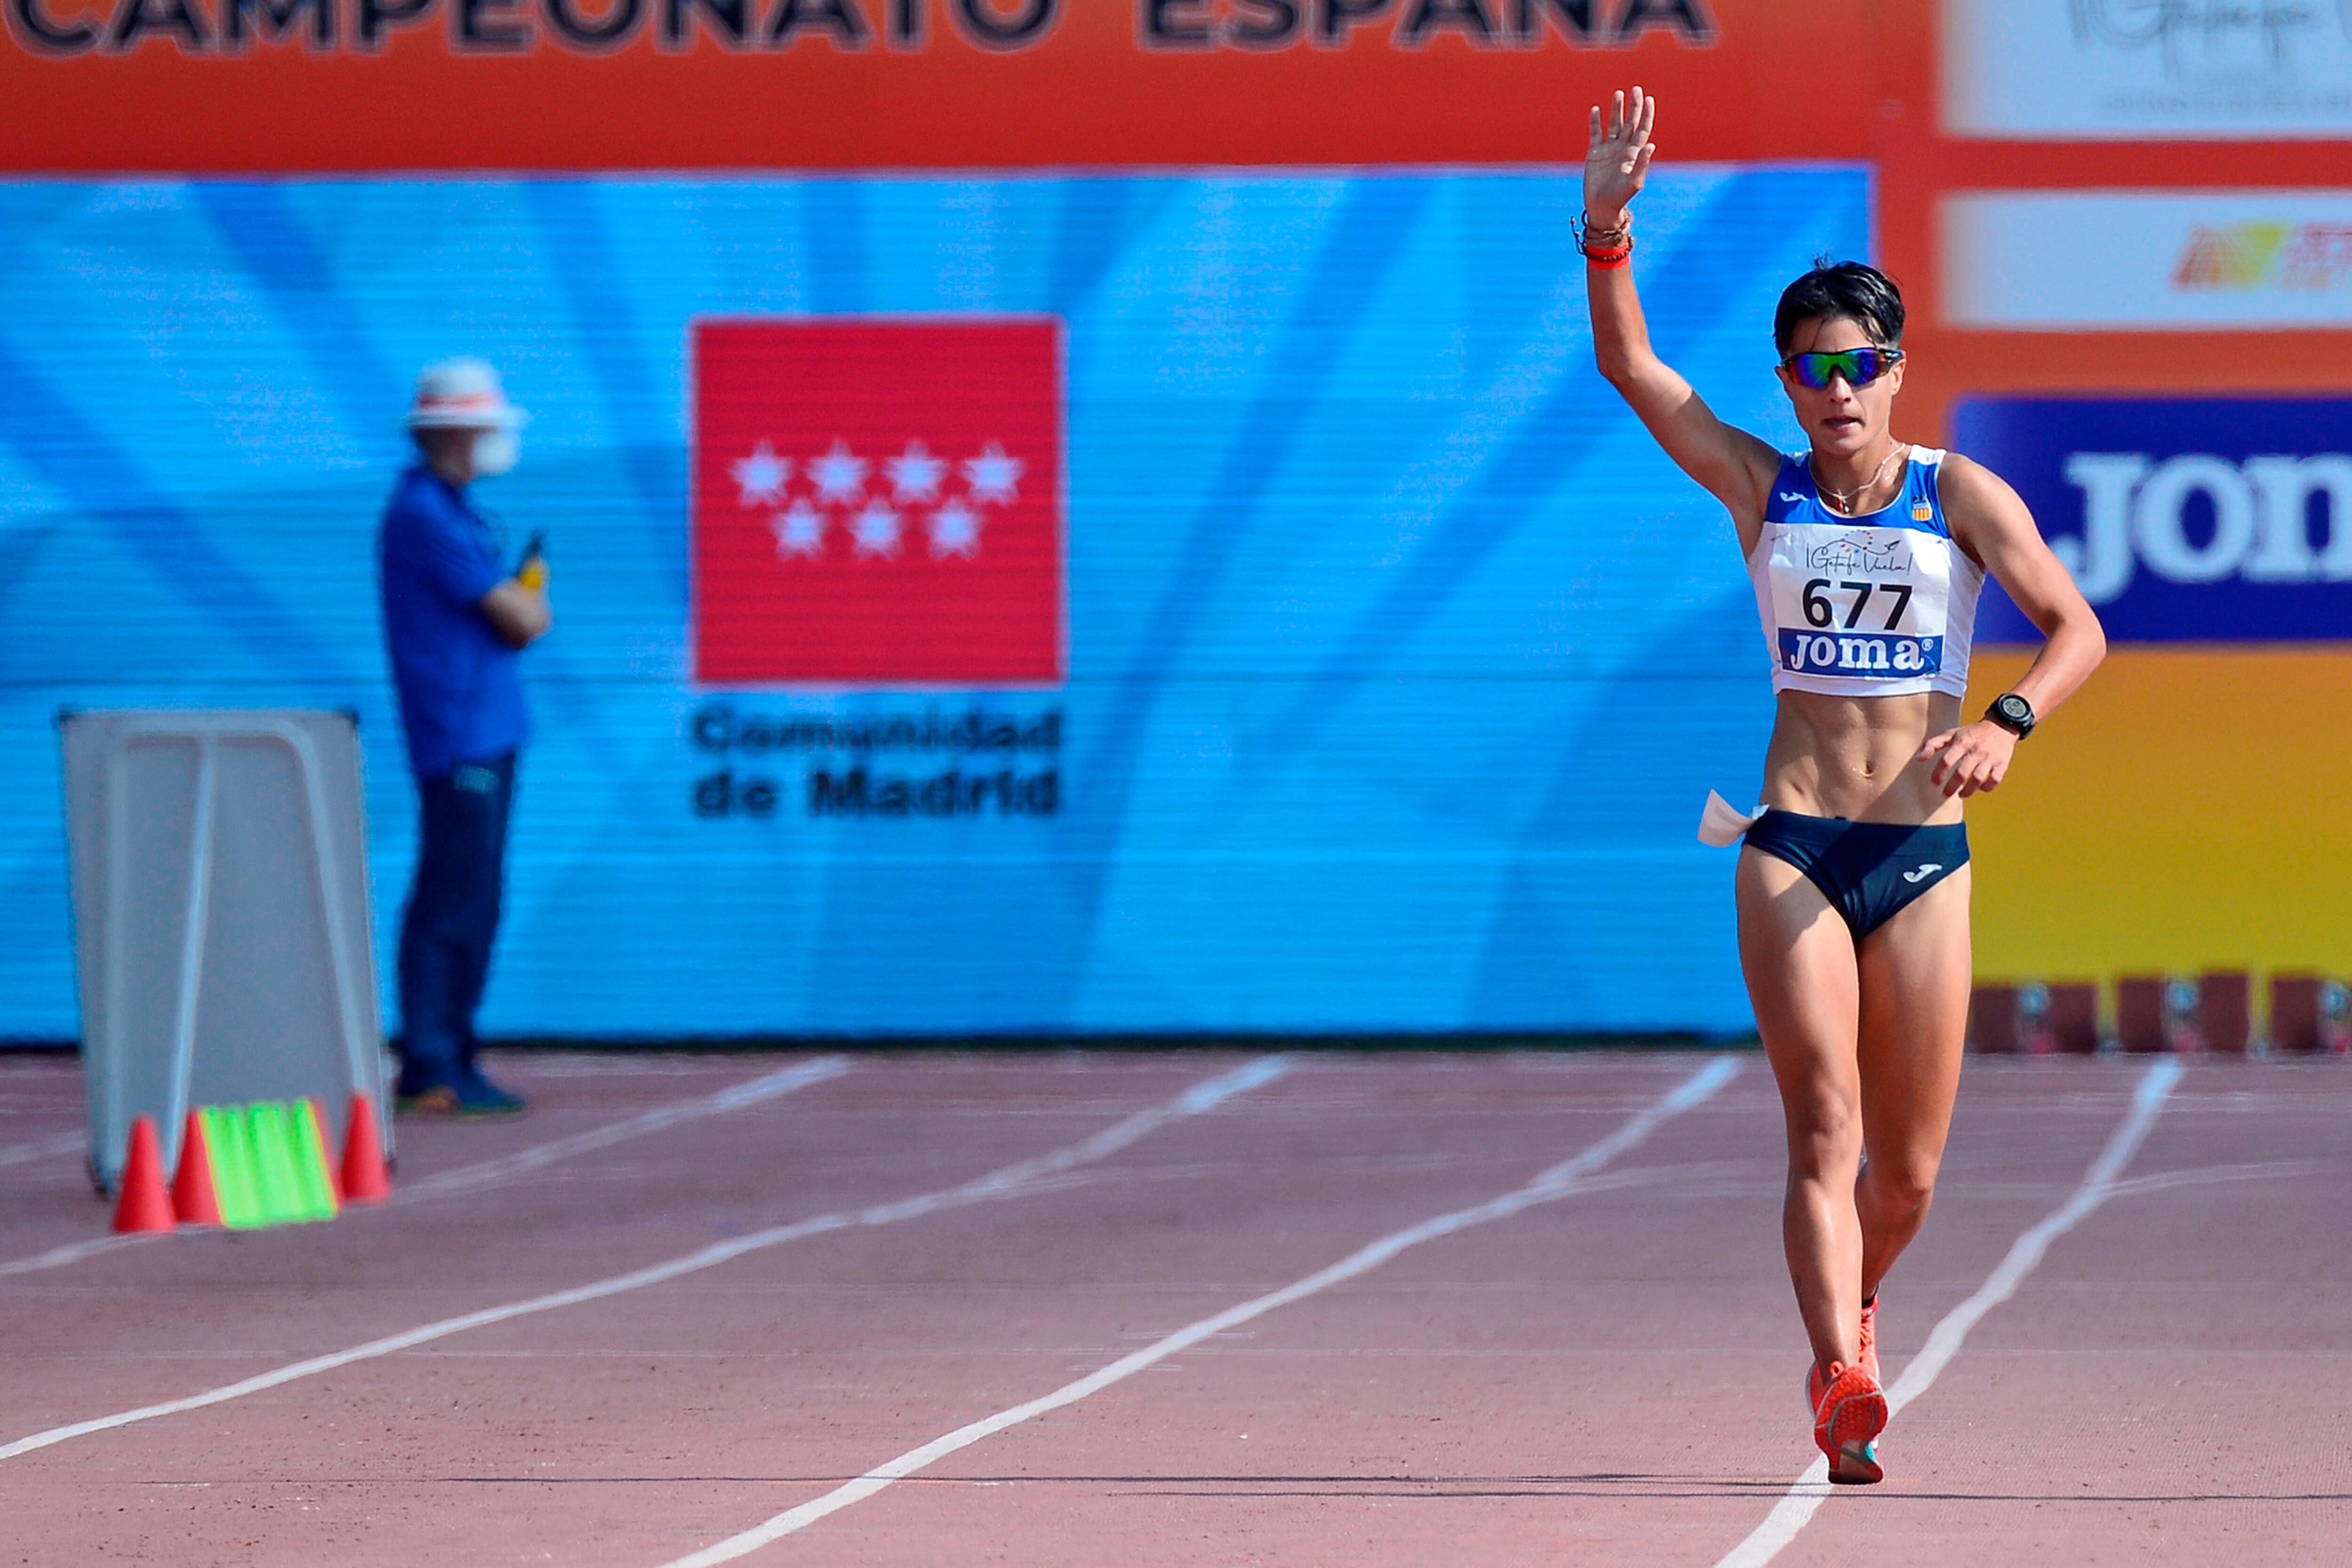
<box><xmin>692</xmin><ymin>319</ymin><xmax>1064</xmax><ymax>686</ymax></box>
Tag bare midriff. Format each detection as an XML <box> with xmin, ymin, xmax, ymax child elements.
<box><xmin>1759</xmin><ymin>688</ymin><xmax>1966</xmax><ymax>825</ymax></box>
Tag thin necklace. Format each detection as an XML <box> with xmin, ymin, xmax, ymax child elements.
<box><xmin>1812</xmin><ymin>441</ymin><xmax>1907</xmax><ymax>516</ymax></box>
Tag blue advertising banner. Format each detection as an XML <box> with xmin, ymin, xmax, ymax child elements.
<box><xmin>0</xmin><ymin>167</ymin><xmax>1867</xmax><ymax>1038</ymax></box>
<box><xmin>1958</xmin><ymin>397</ymin><xmax>2352</xmax><ymax>645</ymax></box>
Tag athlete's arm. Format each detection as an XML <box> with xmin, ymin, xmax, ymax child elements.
<box><xmin>1917</xmin><ymin>454</ymin><xmax>2107</xmax><ymax>796</ymax></box>
<box><xmin>1584</xmin><ymin>88</ymin><xmax>1780</xmax><ymax>546</ymax></box>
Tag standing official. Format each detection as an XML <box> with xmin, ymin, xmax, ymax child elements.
<box><xmin>378</xmin><ymin>359</ymin><xmax>550</xmax><ymax>1116</ymax></box>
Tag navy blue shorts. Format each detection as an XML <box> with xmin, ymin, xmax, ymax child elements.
<box><xmin>1742</xmin><ymin>809</ymin><xmax>1969</xmax><ymax>941</ymax></box>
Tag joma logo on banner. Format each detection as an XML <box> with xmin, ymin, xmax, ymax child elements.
<box><xmin>6</xmin><ymin>0</ymin><xmax>1710</xmax><ymax>55</ymax></box>
<box><xmin>2059</xmin><ymin>452</ymin><xmax>2352</xmax><ymax>603</ymax></box>
<box><xmin>1958</xmin><ymin>397</ymin><xmax>2352</xmax><ymax>645</ymax></box>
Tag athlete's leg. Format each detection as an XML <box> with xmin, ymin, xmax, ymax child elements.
<box><xmin>1737</xmin><ymin>846</ymin><xmax>1865</xmax><ymax>1375</ymax></box>
<box><xmin>1853</xmin><ymin>865</ymin><xmax>1973</xmax><ymax>1301</ymax></box>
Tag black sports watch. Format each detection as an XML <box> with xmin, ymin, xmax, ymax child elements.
<box><xmin>1985</xmin><ymin>692</ymin><xmax>2036</xmax><ymax>739</ymax></box>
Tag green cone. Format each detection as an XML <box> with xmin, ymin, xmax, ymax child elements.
<box><xmin>205</xmin><ymin>1103</ymin><xmax>265</xmax><ymax>1229</ymax></box>
<box><xmin>289</xmin><ymin>1098</ymin><xmax>341</xmax><ymax>1221</ymax></box>
<box><xmin>249</xmin><ymin>1102</ymin><xmax>309</xmax><ymax>1226</ymax></box>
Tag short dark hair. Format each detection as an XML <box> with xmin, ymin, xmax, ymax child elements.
<box><xmin>1773</xmin><ymin>260</ymin><xmax>1905</xmax><ymax>358</ymax></box>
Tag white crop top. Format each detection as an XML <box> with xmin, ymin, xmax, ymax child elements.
<box><xmin>1749</xmin><ymin>446</ymin><xmax>1983</xmax><ymax>699</ymax></box>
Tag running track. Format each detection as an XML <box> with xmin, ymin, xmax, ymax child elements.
<box><xmin>1</xmin><ymin>1049</ymin><xmax>2345</xmax><ymax>1565</ymax></box>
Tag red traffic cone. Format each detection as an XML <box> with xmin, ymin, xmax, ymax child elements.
<box><xmin>112</xmin><ymin>1115</ymin><xmax>177</xmax><ymax>1234</ymax></box>
<box><xmin>171</xmin><ymin>1109</ymin><xmax>224</xmax><ymax>1227</ymax></box>
<box><xmin>340</xmin><ymin>1091</ymin><xmax>391</xmax><ymax>1205</ymax></box>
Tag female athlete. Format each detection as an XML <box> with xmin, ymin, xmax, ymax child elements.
<box><xmin>1581</xmin><ymin>88</ymin><xmax>2106</xmax><ymax>1483</ymax></box>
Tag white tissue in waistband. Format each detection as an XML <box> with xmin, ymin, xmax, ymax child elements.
<box><xmin>1697</xmin><ymin>790</ymin><xmax>1764</xmax><ymax>848</ymax></box>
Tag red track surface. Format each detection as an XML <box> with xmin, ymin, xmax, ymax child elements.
<box><xmin>1</xmin><ymin>1050</ymin><xmax>2346</xmax><ymax>1566</ymax></box>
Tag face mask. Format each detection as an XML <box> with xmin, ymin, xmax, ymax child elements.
<box><xmin>472</xmin><ymin>429</ymin><xmax>519</xmax><ymax>478</ymax></box>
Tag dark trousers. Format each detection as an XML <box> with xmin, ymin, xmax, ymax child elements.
<box><xmin>395</xmin><ymin>753</ymin><xmax>516</xmax><ymax>1095</ymax></box>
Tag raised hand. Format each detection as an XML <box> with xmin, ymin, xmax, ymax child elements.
<box><xmin>1585</xmin><ymin>87</ymin><xmax>1657</xmax><ymax>229</ymax></box>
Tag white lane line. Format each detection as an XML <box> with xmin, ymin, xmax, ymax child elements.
<box><xmin>0</xmin><ymin>1058</ymin><xmax>852</xmax><ymax>1281</ymax></box>
<box><xmin>650</xmin><ymin>1054</ymin><xmax>1744</xmax><ymax>1568</ymax></box>
<box><xmin>0</xmin><ymin>1235</ymin><xmax>159</xmax><ymax>1280</ymax></box>
<box><xmin>2104</xmin><ymin>1157</ymin><xmax>2331</xmax><ymax>1201</ymax></box>
<box><xmin>0</xmin><ymin>1133</ymin><xmax>83</xmax><ymax>1170</ymax></box>
<box><xmin>0</xmin><ymin>1055</ymin><xmax>1291</xmax><ymax>1465</ymax></box>
<box><xmin>395</xmin><ymin>1057</ymin><xmax>851</xmax><ymax>1202</ymax></box>
<box><xmin>1711</xmin><ymin>1056</ymin><xmax>2185</xmax><ymax>1568</ymax></box>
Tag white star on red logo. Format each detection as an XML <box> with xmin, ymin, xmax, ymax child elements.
<box><xmin>961</xmin><ymin>443</ymin><xmax>1024</xmax><ymax>506</ymax></box>
<box><xmin>849</xmin><ymin>500</ymin><xmax>903</xmax><ymax>559</ymax></box>
<box><xmin>772</xmin><ymin>499</ymin><xmax>825</xmax><ymax>559</ymax></box>
<box><xmin>731</xmin><ymin>442</ymin><xmax>790</xmax><ymax>508</ymax></box>
<box><xmin>928</xmin><ymin>498</ymin><xmax>983</xmax><ymax>559</ymax></box>
<box><xmin>885</xmin><ymin>441</ymin><xmax>948</xmax><ymax>505</ymax></box>
<box><xmin>808</xmin><ymin>440</ymin><xmax>869</xmax><ymax>505</ymax></box>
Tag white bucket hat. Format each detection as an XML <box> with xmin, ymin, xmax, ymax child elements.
<box><xmin>405</xmin><ymin>358</ymin><xmax>528</xmax><ymax>430</ymax></box>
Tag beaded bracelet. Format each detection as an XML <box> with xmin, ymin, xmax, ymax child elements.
<box><xmin>1575</xmin><ymin>210</ymin><xmax>1633</xmax><ymax>268</ymax></box>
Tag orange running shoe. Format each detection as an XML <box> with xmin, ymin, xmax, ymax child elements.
<box><xmin>1806</xmin><ymin>1359</ymin><xmax>1888</xmax><ymax>1485</ymax></box>
<box><xmin>1857</xmin><ymin>1294</ymin><xmax>1880</xmax><ymax>1384</ymax></box>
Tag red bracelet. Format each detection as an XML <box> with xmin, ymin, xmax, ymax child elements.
<box><xmin>1575</xmin><ymin>213</ymin><xmax>1633</xmax><ymax>268</ymax></box>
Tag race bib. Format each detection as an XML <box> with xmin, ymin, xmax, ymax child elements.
<box><xmin>1766</xmin><ymin>524</ymin><xmax>1954</xmax><ymax>683</ymax></box>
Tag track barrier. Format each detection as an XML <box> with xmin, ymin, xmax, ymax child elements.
<box><xmin>2270</xmin><ymin>975</ymin><xmax>2352</xmax><ymax>1055</ymax></box>
<box><xmin>1971</xmin><ymin>971</ymin><xmax>2351</xmax><ymax>1057</ymax></box>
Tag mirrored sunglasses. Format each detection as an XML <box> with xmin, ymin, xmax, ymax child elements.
<box><xmin>1781</xmin><ymin>347</ymin><xmax>1904</xmax><ymax>390</ymax></box>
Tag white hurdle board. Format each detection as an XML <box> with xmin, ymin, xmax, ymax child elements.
<box><xmin>59</xmin><ymin>710</ymin><xmax>389</xmax><ymax>1191</ymax></box>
